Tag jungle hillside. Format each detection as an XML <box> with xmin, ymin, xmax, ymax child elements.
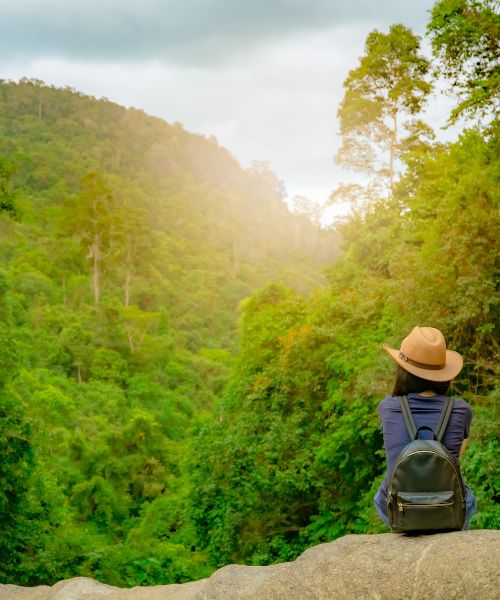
<box><xmin>0</xmin><ymin>0</ymin><xmax>499</xmax><ymax>587</ymax></box>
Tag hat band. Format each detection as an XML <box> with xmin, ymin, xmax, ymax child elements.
<box><xmin>399</xmin><ymin>351</ymin><xmax>445</xmax><ymax>370</ymax></box>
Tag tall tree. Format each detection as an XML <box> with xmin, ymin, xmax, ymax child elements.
<box><xmin>428</xmin><ymin>0</ymin><xmax>500</xmax><ymax>122</ymax></box>
<box><xmin>335</xmin><ymin>24</ymin><xmax>432</xmax><ymax>189</ymax></box>
<box><xmin>74</xmin><ymin>173</ymin><xmax>116</xmax><ymax>305</ymax></box>
<box><xmin>113</xmin><ymin>189</ymin><xmax>152</xmax><ymax>308</ymax></box>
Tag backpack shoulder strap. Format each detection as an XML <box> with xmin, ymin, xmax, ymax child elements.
<box><xmin>399</xmin><ymin>395</ymin><xmax>417</xmax><ymax>439</ymax></box>
<box><xmin>435</xmin><ymin>397</ymin><xmax>454</xmax><ymax>442</ymax></box>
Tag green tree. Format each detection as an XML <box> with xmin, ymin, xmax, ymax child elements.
<box><xmin>428</xmin><ymin>0</ymin><xmax>500</xmax><ymax>122</ymax></box>
<box><xmin>59</xmin><ymin>320</ymin><xmax>94</xmax><ymax>382</ymax></box>
<box><xmin>71</xmin><ymin>173</ymin><xmax>116</xmax><ymax>305</ymax></box>
<box><xmin>0</xmin><ymin>328</ymin><xmax>33</xmax><ymax>575</ymax></box>
<box><xmin>112</xmin><ymin>187</ymin><xmax>153</xmax><ymax>307</ymax></box>
<box><xmin>335</xmin><ymin>24</ymin><xmax>432</xmax><ymax>188</ymax></box>
<box><xmin>0</xmin><ymin>156</ymin><xmax>17</xmax><ymax>217</ymax></box>
<box><xmin>121</xmin><ymin>305</ymin><xmax>159</xmax><ymax>354</ymax></box>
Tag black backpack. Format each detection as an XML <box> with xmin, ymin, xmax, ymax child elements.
<box><xmin>386</xmin><ymin>395</ymin><xmax>466</xmax><ymax>533</ymax></box>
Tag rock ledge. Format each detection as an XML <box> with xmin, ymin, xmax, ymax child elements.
<box><xmin>1</xmin><ymin>530</ymin><xmax>498</xmax><ymax>600</ymax></box>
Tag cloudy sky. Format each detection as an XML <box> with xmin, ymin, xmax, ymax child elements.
<box><xmin>0</xmin><ymin>0</ymin><xmax>458</xmax><ymax>221</ymax></box>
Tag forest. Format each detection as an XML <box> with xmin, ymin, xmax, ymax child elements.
<box><xmin>0</xmin><ymin>0</ymin><xmax>498</xmax><ymax>587</ymax></box>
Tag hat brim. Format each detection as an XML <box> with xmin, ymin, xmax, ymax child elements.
<box><xmin>382</xmin><ymin>343</ymin><xmax>463</xmax><ymax>382</ymax></box>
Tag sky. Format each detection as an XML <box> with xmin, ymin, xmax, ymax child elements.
<box><xmin>0</xmin><ymin>0</ymin><xmax>459</xmax><ymax>222</ymax></box>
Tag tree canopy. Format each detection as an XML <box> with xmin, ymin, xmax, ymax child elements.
<box><xmin>428</xmin><ymin>0</ymin><xmax>500</xmax><ymax>122</ymax></box>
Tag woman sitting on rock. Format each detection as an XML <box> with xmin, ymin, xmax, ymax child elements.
<box><xmin>374</xmin><ymin>326</ymin><xmax>477</xmax><ymax>531</ymax></box>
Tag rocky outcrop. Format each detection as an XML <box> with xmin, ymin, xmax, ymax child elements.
<box><xmin>1</xmin><ymin>530</ymin><xmax>499</xmax><ymax>600</ymax></box>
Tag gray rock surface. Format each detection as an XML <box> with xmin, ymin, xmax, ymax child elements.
<box><xmin>1</xmin><ymin>530</ymin><xmax>499</xmax><ymax>600</ymax></box>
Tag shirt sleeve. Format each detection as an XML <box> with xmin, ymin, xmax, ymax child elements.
<box><xmin>463</xmin><ymin>402</ymin><xmax>472</xmax><ymax>439</ymax></box>
<box><xmin>377</xmin><ymin>400</ymin><xmax>385</xmax><ymax>433</ymax></box>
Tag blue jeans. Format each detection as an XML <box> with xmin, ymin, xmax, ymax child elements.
<box><xmin>373</xmin><ymin>488</ymin><xmax>391</xmax><ymax>527</ymax></box>
<box><xmin>374</xmin><ymin>484</ymin><xmax>477</xmax><ymax>530</ymax></box>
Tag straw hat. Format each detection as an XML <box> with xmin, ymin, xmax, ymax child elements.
<box><xmin>383</xmin><ymin>326</ymin><xmax>463</xmax><ymax>382</ymax></box>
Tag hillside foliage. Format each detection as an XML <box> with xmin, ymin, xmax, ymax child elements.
<box><xmin>0</xmin><ymin>0</ymin><xmax>498</xmax><ymax>586</ymax></box>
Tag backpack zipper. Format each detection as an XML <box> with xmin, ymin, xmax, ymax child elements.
<box><xmin>398</xmin><ymin>500</ymin><xmax>454</xmax><ymax>514</ymax></box>
<box><xmin>398</xmin><ymin>500</ymin><xmax>455</xmax><ymax>512</ymax></box>
<box><xmin>388</xmin><ymin>450</ymin><xmax>465</xmax><ymax>504</ymax></box>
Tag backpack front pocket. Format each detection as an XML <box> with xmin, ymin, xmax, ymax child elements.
<box><xmin>396</xmin><ymin>491</ymin><xmax>457</xmax><ymax>531</ymax></box>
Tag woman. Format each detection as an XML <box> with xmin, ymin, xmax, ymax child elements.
<box><xmin>374</xmin><ymin>326</ymin><xmax>477</xmax><ymax>529</ymax></box>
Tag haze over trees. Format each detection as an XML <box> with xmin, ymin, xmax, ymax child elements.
<box><xmin>0</xmin><ymin>0</ymin><xmax>498</xmax><ymax>588</ymax></box>
<box><xmin>0</xmin><ymin>74</ymin><xmax>338</xmax><ymax>584</ymax></box>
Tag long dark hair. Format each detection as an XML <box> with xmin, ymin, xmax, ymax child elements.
<box><xmin>392</xmin><ymin>365</ymin><xmax>450</xmax><ymax>396</ymax></box>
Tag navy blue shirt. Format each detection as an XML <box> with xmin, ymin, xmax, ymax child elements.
<box><xmin>377</xmin><ymin>393</ymin><xmax>472</xmax><ymax>497</ymax></box>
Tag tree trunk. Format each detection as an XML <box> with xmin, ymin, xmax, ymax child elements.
<box><xmin>125</xmin><ymin>323</ymin><xmax>152</xmax><ymax>354</ymax></box>
<box><xmin>92</xmin><ymin>237</ymin><xmax>100</xmax><ymax>305</ymax></box>
<box><xmin>125</xmin><ymin>271</ymin><xmax>131</xmax><ymax>307</ymax></box>
<box><xmin>124</xmin><ymin>241</ymin><xmax>132</xmax><ymax>306</ymax></box>
<box><xmin>127</xmin><ymin>327</ymin><xmax>135</xmax><ymax>353</ymax></box>
<box><xmin>389</xmin><ymin>110</ymin><xmax>397</xmax><ymax>188</ymax></box>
